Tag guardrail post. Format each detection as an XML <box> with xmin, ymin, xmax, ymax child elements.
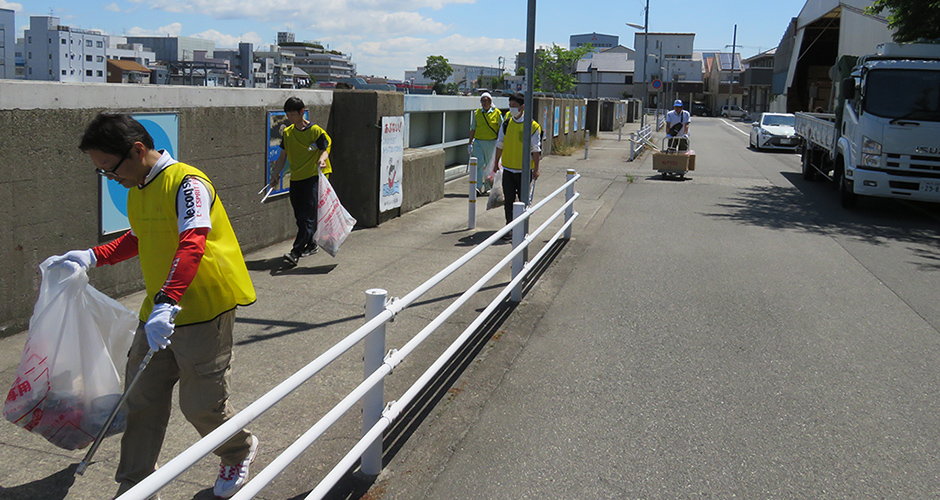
<box><xmin>362</xmin><ymin>289</ymin><xmax>387</xmax><ymax>476</ymax></box>
<box><xmin>468</xmin><ymin>157</ymin><xmax>478</xmax><ymax>229</ymax></box>
<box><xmin>511</xmin><ymin>202</ymin><xmax>525</xmax><ymax>302</ymax></box>
<box><xmin>564</xmin><ymin>169</ymin><xmax>575</xmax><ymax>240</ymax></box>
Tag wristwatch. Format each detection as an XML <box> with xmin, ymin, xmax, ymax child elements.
<box><xmin>153</xmin><ymin>290</ymin><xmax>178</xmax><ymax>306</ymax></box>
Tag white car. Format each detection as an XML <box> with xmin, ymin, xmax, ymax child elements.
<box><xmin>749</xmin><ymin>112</ymin><xmax>800</xmax><ymax>151</ymax></box>
<box><xmin>720</xmin><ymin>105</ymin><xmax>748</xmax><ymax>118</ymax></box>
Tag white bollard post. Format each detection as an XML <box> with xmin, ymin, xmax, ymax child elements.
<box><xmin>564</xmin><ymin>169</ymin><xmax>575</xmax><ymax>240</ymax></box>
<box><xmin>362</xmin><ymin>289</ymin><xmax>387</xmax><ymax>476</ymax></box>
<box><xmin>468</xmin><ymin>157</ymin><xmax>478</xmax><ymax>229</ymax></box>
<box><xmin>511</xmin><ymin>202</ymin><xmax>525</xmax><ymax>302</ymax></box>
<box><xmin>583</xmin><ymin>130</ymin><xmax>589</xmax><ymax>160</ymax></box>
<box><xmin>629</xmin><ymin>132</ymin><xmax>636</xmax><ymax>161</ymax></box>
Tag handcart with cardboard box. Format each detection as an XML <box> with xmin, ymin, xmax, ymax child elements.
<box><xmin>652</xmin><ymin>136</ymin><xmax>696</xmax><ymax>179</ymax></box>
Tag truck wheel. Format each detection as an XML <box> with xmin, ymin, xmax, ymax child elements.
<box><xmin>837</xmin><ymin>160</ymin><xmax>857</xmax><ymax>208</ymax></box>
<box><xmin>801</xmin><ymin>145</ymin><xmax>816</xmax><ymax>181</ymax></box>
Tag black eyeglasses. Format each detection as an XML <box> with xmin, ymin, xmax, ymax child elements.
<box><xmin>96</xmin><ymin>148</ymin><xmax>132</xmax><ymax>178</ymax></box>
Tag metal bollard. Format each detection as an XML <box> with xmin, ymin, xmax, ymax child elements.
<box><xmin>468</xmin><ymin>157</ymin><xmax>478</xmax><ymax>229</ymax></box>
<box><xmin>361</xmin><ymin>289</ymin><xmax>387</xmax><ymax>476</ymax></box>
<box><xmin>583</xmin><ymin>130</ymin><xmax>589</xmax><ymax>160</ymax></box>
<box><xmin>565</xmin><ymin>169</ymin><xmax>575</xmax><ymax>240</ymax></box>
<box><xmin>510</xmin><ymin>202</ymin><xmax>525</xmax><ymax>302</ymax></box>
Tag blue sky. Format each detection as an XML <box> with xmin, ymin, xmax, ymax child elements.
<box><xmin>5</xmin><ymin>0</ymin><xmax>809</xmax><ymax>79</ymax></box>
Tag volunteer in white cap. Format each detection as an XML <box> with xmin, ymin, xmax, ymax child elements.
<box><xmin>665</xmin><ymin>99</ymin><xmax>691</xmax><ymax>151</ymax></box>
<box><xmin>468</xmin><ymin>92</ymin><xmax>503</xmax><ymax>194</ymax></box>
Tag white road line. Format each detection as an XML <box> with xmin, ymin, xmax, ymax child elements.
<box><xmin>721</xmin><ymin>119</ymin><xmax>750</xmax><ymax>136</ymax></box>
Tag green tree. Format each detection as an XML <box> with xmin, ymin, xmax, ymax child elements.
<box><xmin>866</xmin><ymin>0</ymin><xmax>940</xmax><ymax>42</ymax></box>
<box><xmin>534</xmin><ymin>43</ymin><xmax>594</xmax><ymax>93</ymax></box>
<box><xmin>423</xmin><ymin>55</ymin><xmax>453</xmax><ymax>93</ymax></box>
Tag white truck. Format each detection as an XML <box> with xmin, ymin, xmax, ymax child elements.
<box><xmin>794</xmin><ymin>42</ymin><xmax>940</xmax><ymax>208</ymax></box>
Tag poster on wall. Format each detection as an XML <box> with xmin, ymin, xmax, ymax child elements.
<box><xmin>581</xmin><ymin>105</ymin><xmax>587</xmax><ymax>132</ymax></box>
<box><xmin>265</xmin><ymin>110</ymin><xmax>308</xmax><ymax>197</ymax></box>
<box><xmin>380</xmin><ymin>116</ymin><xmax>404</xmax><ymax>212</ymax></box>
<box><xmin>100</xmin><ymin>113</ymin><xmax>179</xmax><ymax>236</ymax></box>
<box><xmin>574</xmin><ymin>106</ymin><xmax>579</xmax><ymax>132</ymax></box>
<box><xmin>553</xmin><ymin>107</ymin><xmax>560</xmax><ymax>137</ymax></box>
<box><xmin>564</xmin><ymin>107</ymin><xmax>571</xmax><ymax>134</ymax></box>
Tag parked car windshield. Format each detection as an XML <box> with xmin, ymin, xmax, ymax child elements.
<box><xmin>761</xmin><ymin>114</ymin><xmax>795</xmax><ymax>127</ymax></box>
<box><xmin>865</xmin><ymin>69</ymin><xmax>940</xmax><ymax>122</ymax></box>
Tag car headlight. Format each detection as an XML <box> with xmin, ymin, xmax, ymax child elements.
<box><xmin>862</xmin><ymin>136</ymin><xmax>882</xmax><ymax>168</ymax></box>
<box><xmin>759</xmin><ymin>128</ymin><xmax>771</xmax><ymax>137</ymax></box>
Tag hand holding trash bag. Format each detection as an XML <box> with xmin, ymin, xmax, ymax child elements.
<box><xmin>145</xmin><ymin>303</ymin><xmax>181</xmax><ymax>351</ymax></box>
<box><xmin>49</xmin><ymin>248</ymin><xmax>96</xmax><ymax>270</ymax></box>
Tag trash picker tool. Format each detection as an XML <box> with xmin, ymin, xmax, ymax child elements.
<box><xmin>75</xmin><ymin>348</ymin><xmax>156</xmax><ymax>476</ymax></box>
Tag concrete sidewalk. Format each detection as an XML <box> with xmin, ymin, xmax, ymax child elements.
<box><xmin>0</xmin><ymin>123</ymin><xmax>646</xmax><ymax>500</ymax></box>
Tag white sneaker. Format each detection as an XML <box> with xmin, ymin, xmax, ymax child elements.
<box><xmin>213</xmin><ymin>435</ymin><xmax>258</xmax><ymax>498</ymax></box>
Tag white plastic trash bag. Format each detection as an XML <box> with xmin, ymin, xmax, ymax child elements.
<box><xmin>486</xmin><ymin>168</ymin><xmax>505</xmax><ymax>210</ymax></box>
<box><xmin>314</xmin><ymin>172</ymin><xmax>357</xmax><ymax>257</ymax></box>
<box><xmin>3</xmin><ymin>258</ymin><xmax>137</xmax><ymax>450</ymax></box>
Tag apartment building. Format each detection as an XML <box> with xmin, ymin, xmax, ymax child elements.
<box><xmin>24</xmin><ymin>16</ymin><xmax>107</xmax><ymax>82</ymax></box>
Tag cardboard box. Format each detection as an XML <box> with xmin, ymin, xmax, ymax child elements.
<box><xmin>653</xmin><ymin>152</ymin><xmax>696</xmax><ymax>172</ymax></box>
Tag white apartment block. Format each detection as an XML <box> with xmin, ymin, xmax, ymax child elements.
<box><xmin>1</xmin><ymin>9</ymin><xmax>14</xmax><ymax>79</ymax></box>
<box><xmin>24</xmin><ymin>16</ymin><xmax>107</xmax><ymax>82</ymax></box>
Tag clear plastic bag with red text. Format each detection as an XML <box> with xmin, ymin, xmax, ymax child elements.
<box><xmin>3</xmin><ymin>258</ymin><xmax>137</xmax><ymax>450</ymax></box>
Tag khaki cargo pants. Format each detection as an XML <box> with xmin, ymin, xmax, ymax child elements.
<box><xmin>115</xmin><ymin>309</ymin><xmax>253</xmax><ymax>490</ymax></box>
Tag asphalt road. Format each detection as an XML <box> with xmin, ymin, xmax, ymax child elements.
<box><xmin>374</xmin><ymin>117</ymin><xmax>940</xmax><ymax>499</ymax></box>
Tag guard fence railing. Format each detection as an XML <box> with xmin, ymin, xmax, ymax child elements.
<box><xmin>117</xmin><ymin>169</ymin><xmax>581</xmax><ymax>500</ymax></box>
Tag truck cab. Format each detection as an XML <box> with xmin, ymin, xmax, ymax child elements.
<box><xmin>797</xmin><ymin>43</ymin><xmax>940</xmax><ymax>207</ymax></box>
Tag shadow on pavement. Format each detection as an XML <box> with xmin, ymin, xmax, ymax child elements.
<box><xmin>311</xmin><ymin>240</ymin><xmax>570</xmax><ymax>499</ymax></box>
<box><xmin>0</xmin><ymin>462</ymin><xmax>77</xmax><ymax>500</ymax></box>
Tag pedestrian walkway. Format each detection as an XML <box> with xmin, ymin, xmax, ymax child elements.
<box><xmin>0</xmin><ymin>123</ymin><xmax>645</xmax><ymax>500</ymax></box>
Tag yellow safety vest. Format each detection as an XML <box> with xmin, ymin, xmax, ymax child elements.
<box><xmin>127</xmin><ymin>162</ymin><xmax>256</xmax><ymax>325</ymax></box>
<box><xmin>283</xmin><ymin>123</ymin><xmax>332</xmax><ymax>181</ymax></box>
<box><xmin>473</xmin><ymin>107</ymin><xmax>502</xmax><ymax>140</ymax></box>
<box><xmin>501</xmin><ymin>119</ymin><xmax>541</xmax><ymax>171</ymax></box>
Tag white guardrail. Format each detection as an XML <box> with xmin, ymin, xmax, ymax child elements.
<box><xmin>117</xmin><ymin>170</ymin><xmax>581</xmax><ymax>500</ymax></box>
<box><xmin>628</xmin><ymin>124</ymin><xmax>654</xmax><ymax>161</ymax></box>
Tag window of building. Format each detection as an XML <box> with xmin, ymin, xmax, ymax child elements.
<box><xmin>86</xmin><ymin>55</ymin><xmax>92</xmax><ymax>62</ymax></box>
<box><xmin>86</xmin><ymin>40</ymin><xmax>92</xmax><ymax>47</ymax></box>
<box><xmin>624</xmin><ymin>75</ymin><xmax>633</xmax><ymax>84</ymax></box>
<box><xmin>96</xmin><ymin>41</ymin><xmax>103</xmax><ymax>48</ymax></box>
<box><xmin>96</xmin><ymin>70</ymin><xmax>103</xmax><ymax>77</ymax></box>
<box><xmin>62</xmin><ymin>70</ymin><xmax>67</xmax><ymax>75</ymax></box>
<box><xmin>86</xmin><ymin>70</ymin><xmax>92</xmax><ymax>76</ymax></box>
<box><xmin>61</xmin><ymin>39</ymin><xmax>66</xmax><ymax>45</ymax></box>
<box><xmin>97</xmin><ymin>56</ymin><xmax>104</xmax><ymax>62</ymax></box>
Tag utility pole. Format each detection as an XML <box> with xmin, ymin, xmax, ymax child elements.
<box><xmin>520</xmin><ymin>0</ymin><xmax>536</xmax><ymax>206</ymax></box>
<box><xmin>729</xmin><ymin>24</ymin><xmax>737</xmax><ymax>109</ymax></box>
<box><xmin>641</xmin><ymin>0</ymin><xmax>649</xmax><ymax>128</ymax></box>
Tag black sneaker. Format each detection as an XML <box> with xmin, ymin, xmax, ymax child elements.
<box><xmin>302</xmin><ymin>245</ymin><xmax>318</xmax><ymax>257</ymax></box>
<box><xmin>501</xmin><ymin>232</ymin><xmax>512</xmax><ymax>241</ymax></box>
<box><xmin>283</xmin><ymin>252</ymin><xmax>299</xmax><ymax>267</ymax></box>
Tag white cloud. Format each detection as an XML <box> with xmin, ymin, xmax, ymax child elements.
<box><xmin>104</xmin><ymin>3</ymin><xmax>122</xmax><ymax>12</ymax></box>
<box><xmin>0</xmin><ymin>0</ymin><xmax>23</xmax><ymax>11</ymax></box>
<box><xmin>128</xmin><ymin>22</ymin><xmax>183</xmax><ymax>37</ymax></box>
<box><xmin>192</xmin><ymin>29</ymin><xmax>265</xmax><ymax>48</ymax></box>
<box><xmin>353</xmin><ymin>34</ymin><xmax>525</xmax><ymax>79</ymax></box>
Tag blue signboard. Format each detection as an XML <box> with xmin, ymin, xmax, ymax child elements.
<box><xmin>265</xmin><ymin>110</ymin><xmax>309</xmax><ymax>197</ymax></box>
<box><xmin>100</xmin><ymin>113</ymin><xmax>179</xmax><ymax>235</ymax></box>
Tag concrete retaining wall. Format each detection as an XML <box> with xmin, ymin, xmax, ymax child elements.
<box><xmin>0</xmin><ymin>81</ymin><xmax>445</xmax><ymax>334</ymax></box>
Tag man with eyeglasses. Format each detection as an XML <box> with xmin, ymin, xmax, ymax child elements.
<box><xmin>50</xmin><ymin>113</ymin><xmax>258</xmax><ymax>499</ymax></box>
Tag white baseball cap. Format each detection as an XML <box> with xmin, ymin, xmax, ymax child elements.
<box><xmin>673</xmin><ymin>99</ymin><xmax>683</xmax><ymax>107</ymax></box>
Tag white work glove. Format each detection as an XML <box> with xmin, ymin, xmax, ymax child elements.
<box><xmin>467</xmin><ymin>142</ymin><xmax>474</xmax><ymax>154</ymax></box>
<box><xmin>145</xmin><ymin>303</ymin><xmax>181</xmax><ymax>351</ymax></box>
<box><xmin>49</xmin><ymin>249</ymin><xmax>96</xmax><ymax>270</ymax></box>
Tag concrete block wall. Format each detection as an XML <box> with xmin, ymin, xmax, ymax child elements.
<box><xmin>0</xmin><ymin>82</ymin><xmax>445</xmax><ymax>335</ymax></box>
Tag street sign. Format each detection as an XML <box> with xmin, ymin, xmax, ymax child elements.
<box><xmin>649</xmin><ymin>79</ymin><xmax>663</xmax><ymax>93</ymax></box>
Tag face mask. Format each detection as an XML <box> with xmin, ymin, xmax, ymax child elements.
<box><xmin>511</xmin><ymin>107</ymin><xmax>523</xmax><ymax>119</ymax></box>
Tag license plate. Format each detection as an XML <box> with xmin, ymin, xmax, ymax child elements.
<box><xmin>922</xmin><ymin>181</ymin><xmax>940</xmax><ymax>193</ymax></box>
